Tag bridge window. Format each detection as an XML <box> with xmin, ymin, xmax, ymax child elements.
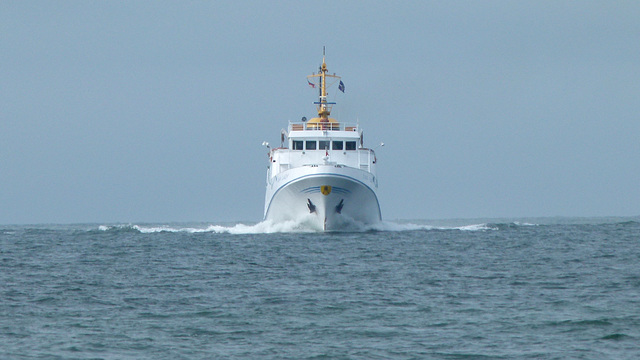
<box><xmin>293</xmin><ymin>141</ymin><xmax>303</xmax><ymax>150</ymax></box>
<box><xmin>306</xmin><ymin>141</ymin><xmax>317</xmax><ymax>150</ymax></box>
<box><xmin>319</xmin><ymin>140</ymin><xmax>330</xmax><ymax>150</ymax></box>
<box><xmin>346</xmin><ymin>141</ymin><xmax>356</xmax><ymax>150</ymax></box>
<box><xmin>332</xmin><ymin>141</ymin><xmax>343</xmax><ymax>150</ymax></box>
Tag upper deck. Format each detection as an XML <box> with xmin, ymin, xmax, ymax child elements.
<box><xmin>265</xmin><ymin>53</ymin><xmax>378</xmax><ymax>181</ymax></box>
<box><xmin>287</xmin><ymin>121</ymin><xmax>361</xmax><ymax>138</ymax></box>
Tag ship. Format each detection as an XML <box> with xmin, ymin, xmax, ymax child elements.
<box><xmin>262</xmin><ymin>54</ymin><xmax>382</xmax><ymax>231</ymax></box>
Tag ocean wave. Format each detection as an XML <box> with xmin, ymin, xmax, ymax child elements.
<box><xmin>367</xmin><ymin>222</ymin><xmax>498</xmax><ymax>232</ymax></box>
<box><xmin>97</xmin><ymin>220</ymin><xmax>321</xmax><ymax>235</ymax></box>
<box><xmin>483</xmin><ymin>222</ymin><xmax>539</xmax><ymax>231</ymax></box>
<box><xmin>95</xmin><ymin>220</ymin><xmax>514</xmax><ymax>234</ymax></box>
<box><xmin>614</xmin><ymin>220</ymin><xmax>640</xmax><ymax>227</ymax></box>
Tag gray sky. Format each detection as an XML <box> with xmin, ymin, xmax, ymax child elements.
<box><xmin>1</xmin><ymin>1</ymin><xmax>639</xmax><ymax>224</ymax></box>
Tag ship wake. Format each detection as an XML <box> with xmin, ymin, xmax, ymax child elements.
<box><xmin>97</xmin><ymin>217</ymin><xmax>507</xmax><ymax>234</ymax></box>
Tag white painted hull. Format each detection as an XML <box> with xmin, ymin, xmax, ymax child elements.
<box><xmin>264</xmin><ymin>165</ymin><xmax>381</xmax><ymax>231</ymax></box>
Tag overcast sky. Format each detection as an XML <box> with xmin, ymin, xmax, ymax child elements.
<box><xmin>1</xmin><ymin>1</ymin><xmax>639</xmax><ymax>224</ymax></box>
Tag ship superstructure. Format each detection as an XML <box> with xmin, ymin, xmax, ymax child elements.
<box><xmin>263</xmin><ymin>54</ymin><xmax>381</xmax><ymax>230</ymax></box>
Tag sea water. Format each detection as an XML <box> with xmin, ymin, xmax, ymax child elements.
<box><xmin>1</xmin><ymin>217</ymin><xmax>639</xmax><ymax>359</ymax></box>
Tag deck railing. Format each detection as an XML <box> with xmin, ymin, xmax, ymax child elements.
<box><xmin>289</xmin><ymin>121</ymin><xmax>358</xmax><ymax>132</ymax></box>
<box><xmin>270</xmin><ymin>147</ymin><xmax>375</xmax><ymax>176</ymax></box>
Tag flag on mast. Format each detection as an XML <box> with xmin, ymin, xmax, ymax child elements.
<box><xmin>338</xmin><ymin>80</ymin><xmax>345</xmax><ymax>93</ymax></box>
<box><xmin>307</xmin><ymin>80</ymin><xmax>316</xmax><ymax>88</ymax></box>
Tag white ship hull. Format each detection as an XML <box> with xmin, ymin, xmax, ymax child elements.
<box><xmin>264</xmin><ymin>165</ymin><xmax>381</xmax><ymax>231</ymax></box>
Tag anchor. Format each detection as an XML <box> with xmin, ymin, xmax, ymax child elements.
<box><xmin>307</xmin><ymin>198</ymin><xmax>316</xmax><ymax>213</ymax></box>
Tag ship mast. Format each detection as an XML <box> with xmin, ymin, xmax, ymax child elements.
<box><xmin>307</xmin><ymin>47</ymin><xmax>340</xmax><ymax>121</ymax></box>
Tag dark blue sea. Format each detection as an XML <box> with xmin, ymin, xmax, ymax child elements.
<box><xmin>2</xmin><ymin>217</ymin><xmax>639</xmax><ymax>359</ymax></box>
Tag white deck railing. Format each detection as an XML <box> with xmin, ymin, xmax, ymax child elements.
<box><xmin>269</xmin><ymin>148</ymin><xmax>375</xmax><ymax>178</ymax></box>
<box><xmin>288</xmin><ymin>121</ymin><xmax>359</xmax><ymax>132</ymax></box>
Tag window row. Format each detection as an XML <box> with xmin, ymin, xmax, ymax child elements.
<box><xmin>292</xmin><ymin>140</ymin><xmax>357</xmax><ymax>151</ymax></box>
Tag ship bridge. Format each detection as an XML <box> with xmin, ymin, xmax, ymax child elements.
<box><xmin>268</xmin><ymin>120</ymin><xmax>376</xmax><ymax>182</ymax></box>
